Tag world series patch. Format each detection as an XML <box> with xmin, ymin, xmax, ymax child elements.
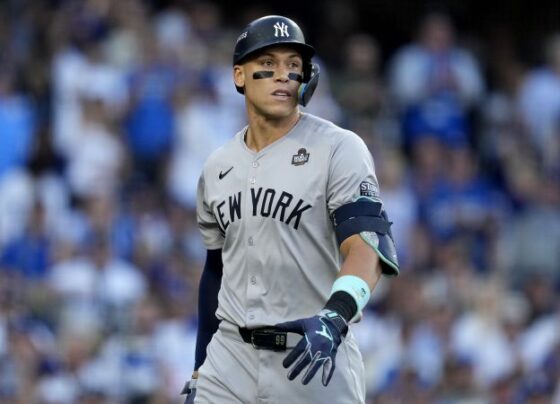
<box><xmin>292</xmin><ymin>148</ymin><xmax>310</xmax><ymax>166</ymax></box>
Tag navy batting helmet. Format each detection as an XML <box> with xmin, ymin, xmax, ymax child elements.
<box><xmin>233</xmin><ymin>15</ymin><xmax>319</xmax><ymax>106</ymax></box>
<box><xmin>233</xmin><ymin>15</ymin><xmax>315</xmax><ymax>65</ymax></box>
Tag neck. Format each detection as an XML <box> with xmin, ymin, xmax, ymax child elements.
<box><xmin>245</xmin><ymin>109</ymin><xmax>301</xmax><ymax>152</ymax></box>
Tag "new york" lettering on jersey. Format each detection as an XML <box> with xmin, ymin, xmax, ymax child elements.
<box><xmin>215</xmin><ymin>187</ymin><xmax>312</xmax><ymax>232</ymax></box>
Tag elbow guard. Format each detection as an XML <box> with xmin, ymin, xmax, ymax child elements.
<box><xmin>332</xmin><ymin>199</ymin><xmax>399</xmax><ymax>275</ymax></box>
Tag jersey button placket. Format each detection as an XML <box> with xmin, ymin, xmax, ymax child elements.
<box><xmin>249</xmin><ymin>158</ymin><xmax>259</xmax><ymax>185</ymax></box>
<box><xmin>245</xmin><ymin>156</ymin><xmax>261</xmax><ymax>326</ymax></box>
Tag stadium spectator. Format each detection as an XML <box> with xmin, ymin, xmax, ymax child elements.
<box><xmin>0</xmin><ymin>69</ymin><xmax>36</xmax><ymax>180</ymax></box>
<box><xmin>517</xmin><ymin>33</ymin><xmax>560</xmax><ymax>170</ymax></box>
<box><xmin>388</xmin><ymin>10</ymin><xmax>484</xmax><ymax>149</ymax></box>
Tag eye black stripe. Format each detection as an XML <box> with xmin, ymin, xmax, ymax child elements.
<box><xmin>288</xmin><ymin>73</ymin><xmax>303</xmax><ymax>83</ymax></box>
<box><xmin>252</xmin><ymin>71</ymin><xmax>303</xmax><ymax>83</ymax></box>
<box><xmin>253</xmin><ymin>71</ymin><xmax>274</xmax><ymax>79</ymax></box>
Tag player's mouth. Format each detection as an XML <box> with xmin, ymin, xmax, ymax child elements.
<box><xmin>271</xmin><ymin>89</ymin><xmax>293</xmax><ymax>100</ymax></box>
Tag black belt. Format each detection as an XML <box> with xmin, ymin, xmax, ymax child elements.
<box><xmin>238</xmin><ymin>327</ymin><xmax>288</xmax><ymax>351</ymax></box>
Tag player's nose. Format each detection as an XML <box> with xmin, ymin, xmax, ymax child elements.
<box><xmin>274</xmin><ymin>66</ymin><xmax>290</xmax><ymax>82</ymax></box>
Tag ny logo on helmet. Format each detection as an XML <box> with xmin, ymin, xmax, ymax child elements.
<box><xmin>274</xmin><ymin>21</ymin><xmax>289</xmax><ymax>37</ymax></box>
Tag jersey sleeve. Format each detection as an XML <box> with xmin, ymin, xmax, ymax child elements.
<box><xmin>196</xmin><ymin>171</ymin><xmax>225</xmax><ymax>249</ymax></box>
<box><xmin>327</xmin><ymin>132</ymin><xmax>381</xmax><ymax>214</ymax></box>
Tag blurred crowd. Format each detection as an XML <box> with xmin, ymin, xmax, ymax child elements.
<box><xmin>0</xmin><ymin>1</ymin><xmax>559</xmax><ymax>403</ymax></box>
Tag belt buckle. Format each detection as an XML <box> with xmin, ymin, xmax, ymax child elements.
<box><xmin>250</xmin><ymin>332</ymin><xmax>260</xmax><ymax>350</ymax></box>
<box><xmin>250</xmin><ymin>329</ymin><xmax>269</xmax><ymax>350</ymax></box>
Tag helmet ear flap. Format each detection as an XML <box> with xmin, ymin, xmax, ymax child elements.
<box><xmin>298</xmin><ymin>63</ymin><xmax>320</xmax><ymax>107</ymax></box>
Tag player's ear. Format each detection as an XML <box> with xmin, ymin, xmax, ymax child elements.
<box><xmin>233</xmin><ymin>65</ymin><xmax>245</xmax><ymax>90</ymax></box>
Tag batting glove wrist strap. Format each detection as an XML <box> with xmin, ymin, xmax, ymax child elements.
<box><xmin>318</xmin><ymin>309</ymin><xmax>348</xmax><ymax>336</ymax></box>
<box><xmin>274</xmin><ymin>310</ymin><xmax>348</xmax><ymax>386</ymax></box>
<box><xmin>325</xmin><ymin>290</ymin><xmax>358</xmax><ymax>323</ymax></box>
<box><xmin>181</xmin><ymin>377</ymin><xmax>197</xmax><ymax>395</ymax></box>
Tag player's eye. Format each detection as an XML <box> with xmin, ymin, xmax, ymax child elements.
<box><xmin>288</xmin><ymin>62</ymin><xmax>301</xmax><ymax>70</ymax></box>
<box><xmin>261</xmin><ymin>59</ymin><xmax>275</xmax><ymax>67</ymax></box>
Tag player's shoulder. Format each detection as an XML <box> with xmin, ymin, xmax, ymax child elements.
<box><xmin>300</xmin><ymin>113</ymin><xmax>362</xmax><ymax>146</ymax></box>
<box><xmin>302</xmin><ymin>113</ymin><xmax>370</xmax><ymax>158</ymax></box>
<box><xmin>201</xmin><ymin>126</ymin><xmax>247</xmax><ymax>173</ymax></box>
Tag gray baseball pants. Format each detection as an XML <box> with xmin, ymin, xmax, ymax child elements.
<box><xmin>195</xmin><ymin>320</ymin><xmax>365</xmax><ymax>403</ymax></box>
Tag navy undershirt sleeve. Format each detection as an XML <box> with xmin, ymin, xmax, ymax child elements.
<box><xmin>194</xmin><ymin>249</ymin><xmax>223</xmax><ymax>370</ymax></box>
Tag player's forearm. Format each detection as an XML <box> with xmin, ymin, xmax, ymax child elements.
<box><xmin>322</xmin><ymin>234</ymin><xmax>382</xmax><ymax>323</ymax></box>
<box><xmin>339</xmin><ymin>234</ymin><xmax>382</xmax><ymax>291</ymax></box>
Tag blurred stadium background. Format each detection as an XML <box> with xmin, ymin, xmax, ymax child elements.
<box><xmin>0</xmin><ymin>0</ymin><xmax>559</xmax><ymax>403</ymax></box>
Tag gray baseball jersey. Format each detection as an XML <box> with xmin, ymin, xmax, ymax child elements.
<box><xmin>197</xmin><ymin>112</ymin><xmax>382</xmax><ymax>328</ymax></box>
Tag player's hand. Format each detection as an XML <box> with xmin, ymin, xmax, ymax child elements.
<box><xmin>274</xmin><ymin>309</ymin><xmax>348</xmax><ymax>386</ymax></box>
<box><xmin>181</xmin><ymin>373</ymin><xmax>198</xmax><ymax>404</ymax></box>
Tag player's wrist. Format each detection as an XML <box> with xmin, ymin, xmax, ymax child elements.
<box><xmin>324</xmin><ymin>291</ymin><xmax>356</xmax><ymax>323</ymax></box>
<box><xmin>328</xmin><ymin>275</ymin><xmax>371</xmax><ymax>322</ymax></box>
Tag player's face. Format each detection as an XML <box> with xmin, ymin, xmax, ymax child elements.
<box><xmin>234</xmin><ymin>46</ymin><xmax>303</xmax><ymax>119</ymax></box>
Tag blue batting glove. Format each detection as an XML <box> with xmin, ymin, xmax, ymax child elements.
<box><xmin>275</xmin><ymin>310</ymin><xmax>348</xmax><ymax>386</ymax></box>
<box><xmin>181</xmin><ymin>377</ymin><xmax>197</xmax><ymax>404</ymax></box>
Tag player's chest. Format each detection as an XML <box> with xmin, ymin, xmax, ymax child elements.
<box><xmin>206</xmin><ymin>145</ymin><xmax>327</xmax><ymax>231</ymax></box>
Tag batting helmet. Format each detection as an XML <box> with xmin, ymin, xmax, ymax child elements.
<box><xmin>233</xmin><ymin>15</ymin><xmax>319</xmax><ymax>106</ymax></box>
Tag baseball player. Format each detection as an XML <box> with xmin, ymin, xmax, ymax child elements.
<box><xmin>182</xmin><ymin>15</ymin><xmax>399</xmax><ymax>404</ymax></box>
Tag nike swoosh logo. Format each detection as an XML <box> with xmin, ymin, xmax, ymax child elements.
<box><xmin>219</xmin><ymin>166</ymin><xmax>234</xmax><ymax>180</ymax></box>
